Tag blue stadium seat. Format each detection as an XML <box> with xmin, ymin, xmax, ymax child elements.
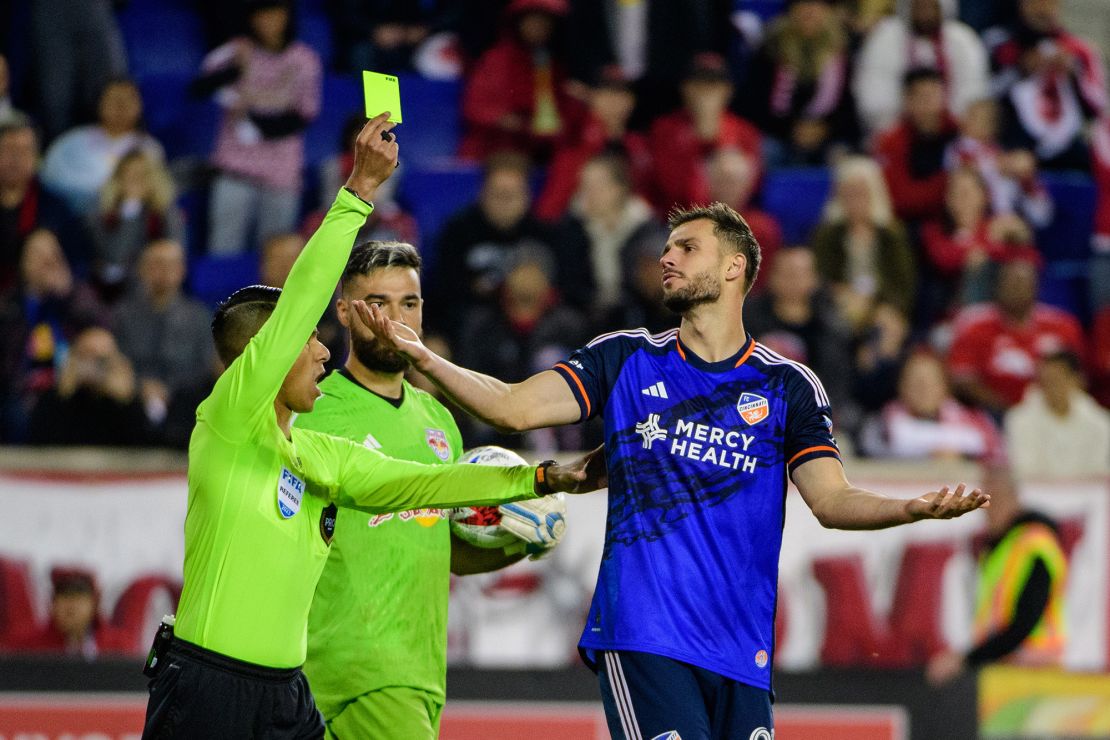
<box><xmin>760</xmin><ymin>168</ymin><xmax>831</xmax><ymax>245</ymax></box>
<box><xmin>739</xmin><ymin>0</ymin><xmax>787</xmax><ymax>22</ymax></box>
<box><xmin>305</xmin><ymin>74</ymin><xmax>362</xmax><ymax>169</ymax></box>
<box><xmin>120</xmin><ymin>0</ymin><xmax>192</xmax><ymax>11</ymax></box>
<box><xmin>189</xmin><ymin>253</ymin><xmax>260</xmax><ymax>308</ymax></box>
<box><xmin>118</xmin><ymin>7</ymin><xmax>205</xmax><ymax>78</ymax></box>
<box><xmin>1038</xmin><ymin>173</ymin><xmax>1097</xmax><ymax>262</ymax></box>
<box><xmin>395</xmin><ymin>74</ymin><xmax>463</xmax><ymax>165</ymax></box>
<box><xmin>296</xmin><ymin>7</ymin><xmax>334</xmax><ymax>68</ymax></box>
<box><xmin>138</xmin><ymin>73</ymin><xmax>221</xmax><ymax>160</ymax></box>
<box><xmin>398</xmin><ymin>164</ymin><xmax>483</xmax><ymax>273</ymax></box>
<box><xmin>1039</xmin><ymin>260</ymin><xmax>1090</xmax><ymax>323</ymax></box>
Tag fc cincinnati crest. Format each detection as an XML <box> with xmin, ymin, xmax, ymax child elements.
<box><xmin>425</xmin><ymin>428</ymin><xmax>451</xmax><ymax>461</ymax></box>
<box><xmin>736</xmin><ymin>393</ymin><xmax>769</xmax><ymax>425</ymax></box>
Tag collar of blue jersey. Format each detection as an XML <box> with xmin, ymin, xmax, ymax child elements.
<box><xmin>674</xmin><ymin>334</ymin><xmax>756</xmax><ymax>373</ymax></box>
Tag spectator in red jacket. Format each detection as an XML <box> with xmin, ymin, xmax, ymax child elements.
<box><xmin>4</xmin><ymin>568</ymin><xmax>131</xmax><ymax>659</ymax></box>
<box><xmin>988</xmin><ymin>0</ymin><xmax>1106</xmax><ymax>170</ymax></box>
<box><xmin>1092</xmin><ymin>116</ymin><xmax>1110</xmax><ymax>310</ymax></box>
<box><xmin>459</xmin><ymin>0</ymin><xmax>584</xmax><ymax>163</ymax></box>
<box><xmin>921</xmin><ymin>166</ymin><xmax>1038</xmax><ymax>307</ymax></box>
<box><xmin>648</xmin><ymin>52</ymin><xmax>762</xmax><ymax>212</ymax></box>
<box><xmin>1092</xmin><ymin>306</ymin><xmax>1110</xmax><ymax>408</ymax></box>
<box><xmin>534</xmin><ymin>66</ymin><xmax>654</xmax><ymax>221</ymax></box>
<box><xmin>947</xmin><ymin>256</ymin><xmax>1087</xmax><ymax>415</ymax></box>
<box><xmin>874</xmin><ymin>68</ymin><xmax>958</xmax><ymax>222</ymax></box>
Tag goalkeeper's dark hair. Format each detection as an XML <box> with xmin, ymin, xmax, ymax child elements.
<box><xmin>211</xmin><ymin>285</ymin><xmax>282</xmax><ymax>366</ymax></box>
<box><xmin>340</xmin><ymin>240</ymin><xmax>421</xmax><ymax>293</ymax></box>
<box><xmin>668</xmin><ymin>201</ymin><xmax>761</xmax><ymax>295</ymax></box>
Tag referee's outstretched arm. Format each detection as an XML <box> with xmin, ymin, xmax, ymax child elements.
<box><xmin>791</xmin><ymin>457</ymin><xmax>990</xmax><ymax>530</ymax></box>
<box><xmin>292</xmin><ymin>429</ymin><xmax>602</xmax><ymax>512</ymax></box>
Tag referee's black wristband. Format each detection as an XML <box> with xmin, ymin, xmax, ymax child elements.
<box><xmin>342</xmin><ymin>186</ymin><xmax>373</xmax><ymax>207</ymax></box>
<box><xmin>534</xmin><ymin>459</ymin><xmax>557</xmax><ymax>496</ymax></box>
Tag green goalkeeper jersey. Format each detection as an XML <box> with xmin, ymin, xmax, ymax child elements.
<box><xmin>298</xmin><ymin>371</ymin><xmax>461</xmax><ymax>718</ymax></box>
<box><xmin>174</xmin><ymin>190</ymin><xmax>538</xmax><ymax>669</ymax></box>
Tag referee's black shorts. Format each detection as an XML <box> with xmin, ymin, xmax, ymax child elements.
<box><xmin>141</xmin><ymin>637</ymin><xmax>324</xmax><ymax>739</ymax></box>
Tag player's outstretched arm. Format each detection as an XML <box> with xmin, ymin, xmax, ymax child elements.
<box><xmin>353</xmin><ymin>300</ymin><xmax>582</xmax><ymax>431</ymax></box>
<box><xmin>792</xmin><ymin>457</ymin><xmax>990</xmax><ymax>531</ymax></box>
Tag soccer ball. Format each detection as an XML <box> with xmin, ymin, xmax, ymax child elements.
<box><xmin>447</xmin><ymin>446</ymin><xmax>528</xmax><ymax>548</ymax></box>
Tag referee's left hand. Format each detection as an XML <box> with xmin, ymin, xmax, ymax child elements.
<box><xmin>906</xmin><ymin>483</ymin><xmax>990</xmax><ymax>521</ymax></box>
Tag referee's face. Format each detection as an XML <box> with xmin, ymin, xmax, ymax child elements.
<box><xmin>278</xmin><ymin>329</ymin><xmax>330</xmax><ymax>412</ymax></box>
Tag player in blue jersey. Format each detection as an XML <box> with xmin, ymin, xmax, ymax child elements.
<box><xmin>358</xmin><ymin>202</ymin><xmax>989</xmax><ymax>739</ymax></box>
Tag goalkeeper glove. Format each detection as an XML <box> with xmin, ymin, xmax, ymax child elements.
<box><xmin>499</xmin><ymin>493</ymin><xmax>567</xmax><ymax>560</ymax></box>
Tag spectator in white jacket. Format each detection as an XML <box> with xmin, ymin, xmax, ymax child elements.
<box><xmin>1005</xmin><ymin>351</ymin><xmax>1110</xmax><ymax>480</ymax></box>
<box><xmin>854</xmin><ymin>0</ymin><xmax>988</xmax><ymax>138</ymax></box>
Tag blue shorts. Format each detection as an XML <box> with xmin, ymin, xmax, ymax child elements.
<box><xmin>596</xmin><ymin>650</ymin><xmax>773</xmax><ymax>740</ymax></box>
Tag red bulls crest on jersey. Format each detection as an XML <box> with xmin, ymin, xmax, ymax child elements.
<box><xmin>736</xmin><ymin>393</ymin><xmax>769</xmax><ymax>425</ymax></box>
<box><xmin>425</xmin><ymin>428</ymin><xmax>451</xmax><ymax>461</ymax></box>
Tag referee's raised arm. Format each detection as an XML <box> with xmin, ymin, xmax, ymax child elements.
<box><xmin>202</xmin><ymin>113</ymin><xmax>399</xmax><ymax>432</ymax></box>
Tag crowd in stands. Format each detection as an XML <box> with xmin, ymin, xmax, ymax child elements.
<box><xmin>0</xmin><ymin>0</ymin><xmax>1108</xmax><ymax>479</ymax></box>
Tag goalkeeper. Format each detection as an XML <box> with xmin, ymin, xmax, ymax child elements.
<box><xmin>297</xmin><ymin>239</ymin><xmax>565</xmax><ymax>739</ymax></box>
<box><xmin>140</xmin><ymin>114</ymin><xmax>600</xmax><ymax>739</ymax></box>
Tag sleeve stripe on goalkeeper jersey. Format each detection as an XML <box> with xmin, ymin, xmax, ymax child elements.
<box><xmin>586</xmin><ymin>327</ymin><xmax>678</xmax><ymax>349</ymax></box>
<box><xmin>553</xmin><ymin>363</ymin><xmax>592</xmax><ymax>418</ymax></box>
<box><xmin>787</xmin><ymin>445</ymin><xmax>840</xmax><ymax>467</ymax></box>
<box><xmin>751</xmin><ymin>346</ymin><xmax>829</xmax><ymax>407</ymax></box>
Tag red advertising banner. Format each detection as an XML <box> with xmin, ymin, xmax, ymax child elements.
<box><xmin>0</xmin><ymin>693</ymin><xmax>144</xmax><ymax>739</ymax></box>
<box><xmin>0</xmin><ymin>695</ymin><xmax>906</xmax><ymax>740</ymax></box>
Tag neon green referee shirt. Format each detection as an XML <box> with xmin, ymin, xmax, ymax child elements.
<box><xmin>174</xmin><ymin>190</ymin><xmax>538</xmax><ymax>669</ymax></box>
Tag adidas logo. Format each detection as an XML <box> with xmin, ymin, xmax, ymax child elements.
<box><xmin>363</xmin><ymin>433</ymin><xmax>382</xmax><ymax>450</ymax></box>
<box><xmin>641</xmin><ymin>381</ymin><xmax>668</xmax><ymax>399</ymax></box>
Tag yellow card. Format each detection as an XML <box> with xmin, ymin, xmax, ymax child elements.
<box><xmin>363</xmin><ymin>71</ymin><xmax>402</xmax><ymax>123</ymax></box>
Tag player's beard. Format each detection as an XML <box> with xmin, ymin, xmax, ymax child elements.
<box><xmin>350</xmin><ymin>332</ymin><xmax>412</xmax><ymax>374</ymax></box>
<box><xmin>662</xmin><ymin>269</ymin><xmax>722</xmax><ymax>314</ymax></box>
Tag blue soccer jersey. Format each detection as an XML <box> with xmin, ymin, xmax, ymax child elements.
<box><xmin>552</xmin><ymin>328</ymin><xmax>840</xmax><ymax>691</ymax></box>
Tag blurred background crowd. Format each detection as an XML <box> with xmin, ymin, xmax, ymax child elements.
<box><xmin>0</xmin><ymin>0</ymin><xmax>1108</xmax><ymax>477</ymax></box>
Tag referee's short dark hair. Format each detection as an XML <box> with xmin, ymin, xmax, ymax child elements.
<box><xmin>211</xmin><ymin>285</ymin><xmax>282</xmax><ymax>366</ymax></box>
<box><xmin>341</xmin><ymin>240</ymin><xmax>421</xmax><ymax>293</ymax></box>
<box><xmin>667</xmin><ymin>202</ymin><xmax>762</xmax><ymax>294</ymax></box>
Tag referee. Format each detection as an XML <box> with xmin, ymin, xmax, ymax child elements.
<box><xmin>141</xmin><ymin>114</ymin><xmax>600</xmax><ymax>738</ymax></box>
<box><xmin>362</xmin><ymin>201</ymin><xmax>990</xmax><ymax>739</ymax></box>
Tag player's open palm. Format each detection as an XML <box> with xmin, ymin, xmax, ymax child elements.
<box><xmin>907</xmin><ymin>483</ymin><xmax>990</xmax><ymax>521</ymax></box>
<box><xmin>353</xmin><ymin>301</ymin><xmax>428</xmax><ymax>361</ymax></box>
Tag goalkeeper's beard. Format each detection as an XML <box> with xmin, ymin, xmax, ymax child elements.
<box><xmin>351</xmin><ymin>332</ymin><xmax>413</xmax><ymax>374</ymax></box>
